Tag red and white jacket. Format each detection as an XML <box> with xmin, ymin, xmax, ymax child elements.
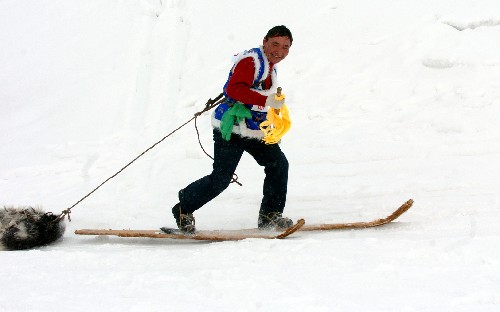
<box><xmin>212</xmin><ymin>46</ymin><xmax>278</xmax><ymax>139</ymax></box>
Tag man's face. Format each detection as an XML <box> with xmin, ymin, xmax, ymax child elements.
<box><xmin>262</xmin><ymin>36</ymin><xmax>291</xmax><ymax>64</ymax></box>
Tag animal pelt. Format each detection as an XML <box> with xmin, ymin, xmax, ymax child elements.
<box><xmin>0</xmin><ymin>206</ymin><xmax>65</xmax><ymax>251</ymax></box>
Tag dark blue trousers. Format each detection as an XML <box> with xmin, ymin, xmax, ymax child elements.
<box><xmin>179</xmin><ymin>129</ymin><xmax>288</xmax><ymax>216</ymax></box>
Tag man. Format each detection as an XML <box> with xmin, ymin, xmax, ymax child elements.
<box><xmin>169</xmin><ymin>25</ymin><xmax>293</xmax><ymax>233</ymax></box>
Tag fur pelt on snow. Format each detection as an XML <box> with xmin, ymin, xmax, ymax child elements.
<box><xmin>0</xmin><ymin>206</ymin><xmax>65</xmax><ymax>251</ymax></box>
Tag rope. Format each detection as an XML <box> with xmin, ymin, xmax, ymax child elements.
<box><xmin>57</xmin><ymin>93</ymin><xmax>238</xmax><ymax>222</ymax></box>
<box><xmin>194</xmin><ymin>111</ymin><xmax>242</xmax><ymax>186</ymax></box>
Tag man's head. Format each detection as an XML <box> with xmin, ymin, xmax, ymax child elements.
<box><xmin>263</xmin><ymin>25</ymin><xmax>292</xmax><ymax>64</ymax></box>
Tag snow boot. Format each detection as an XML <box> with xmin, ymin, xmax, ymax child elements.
<box><xmin>258</xmin><ymin>212</ymin><xmax>293</xmax><ymax>230</ymax></box>
<box><xmin>171</xmin><ymin>203</ymin><xmax>196</xmax><ymax>233</ymax></box>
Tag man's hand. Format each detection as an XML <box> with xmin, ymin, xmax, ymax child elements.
<box><xmin>265</xmin><ymin>93</ymin><xmax>285</xmax><ymax>109</ymax></box>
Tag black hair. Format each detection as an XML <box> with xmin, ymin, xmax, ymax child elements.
<box><xmin>265</xmin><ymin>25</ymin><xmax>293</xmax><ymax>45</ymax></box>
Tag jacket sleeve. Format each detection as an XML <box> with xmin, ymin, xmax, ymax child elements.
<box><xmin>225</xmin><ymin>57</ymin><xmax>267</xmax><ymax>107</ymax></box>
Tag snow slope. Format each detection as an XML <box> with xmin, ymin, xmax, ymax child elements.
<box><xmin>1</xmin><ymin>0</ymin><xmax>500</xmax><ymax>311</ymax></box>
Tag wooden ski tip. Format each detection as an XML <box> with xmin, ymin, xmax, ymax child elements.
<box><xmin>299</xmin><ymin>199</ymin><xmax>414</xmax><ymax>232</ymax></box>
<box><xmin>276</xmin><ymin>218</ymin><xmax>305</xmax><ymax>239</ymax></box>
<box><xmin>387</xmin><ymin>199</ymin><xmax>413</xmax><ymax>220</ymax></box>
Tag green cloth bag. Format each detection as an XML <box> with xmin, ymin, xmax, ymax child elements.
<box><xmin>220</xmin><ymin>102</ymin><xmax>252</xmax><ymax>141</ymax></box>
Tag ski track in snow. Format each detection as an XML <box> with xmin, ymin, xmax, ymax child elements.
<box><xmin>442</xmin><ymin>18</ymin><xmax>500</xmax><ymax>31</ymax></box>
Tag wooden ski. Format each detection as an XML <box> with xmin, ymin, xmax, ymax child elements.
<box><xmin>299</xmin><ymin>199</ymin><xmax>413</xmax><ymax>231</ymax></box>
<box><xmin>75</xmin><ymin>218</ymin><xmax>305</xmax><ymax>241</ymax></box>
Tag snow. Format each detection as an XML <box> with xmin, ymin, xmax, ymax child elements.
<box><xmin>1</xmin><ymin>0</ymin><xmax>500</xmax><ymax>310</ymax></box>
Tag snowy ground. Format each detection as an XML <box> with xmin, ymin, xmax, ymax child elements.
<box><xmin>1</xmin><ymin>0</ymin><xmax>500</xmax><ymax>311</ymax></box>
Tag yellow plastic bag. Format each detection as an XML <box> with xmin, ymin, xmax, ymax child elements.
<box><xmin>260</xmin><ymin>104</ymin><xmax>291</xmax><ymax>144</ymax></box>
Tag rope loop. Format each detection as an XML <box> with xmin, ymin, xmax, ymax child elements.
<box><xmin>57</xmin><ymin>93</ymin><xmax>239</xmax><ymax>219</ymax></box>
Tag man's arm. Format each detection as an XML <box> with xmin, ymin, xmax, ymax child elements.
<box><xmin>225</xmin><ymin>57</ymin><xmax>268</xmax><ymax>107</ymax></box>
